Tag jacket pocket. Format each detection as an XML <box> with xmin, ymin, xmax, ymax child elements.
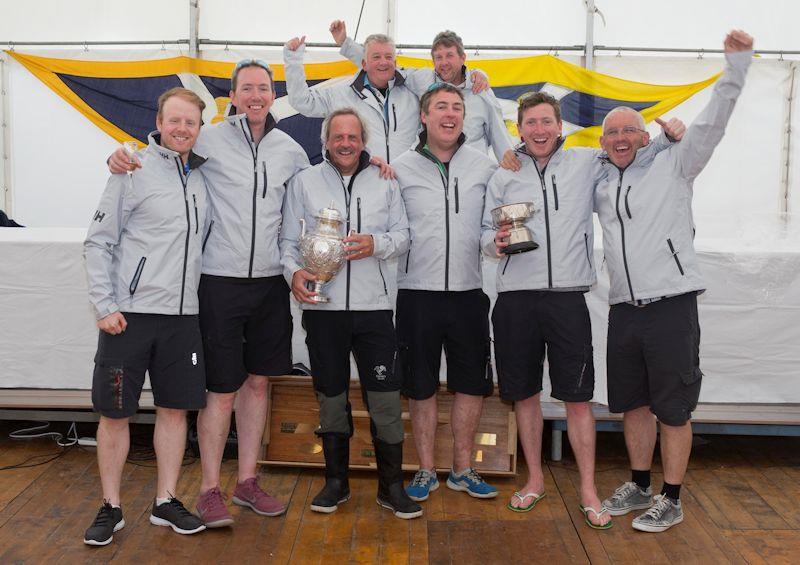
<box><xmin>501</xmin><ymin>254</ymin><xmax>512</xmax><ymax>275</ymax></box>
<box><xmin>667</xmin><ymin>238</ymin><xmax>684</xmax><ymax>276</ymax></box>
<box><xmin>404</xmin><ymin>241</ymin><xmax>412</xmax><ymax>273</ymax></box>
<box><xmin>202</xmin><ymin>220</ymin><xmax>214</xmax><ymax>252</ymax></box>
<box><xmin>377</xmin><ymin>261</ymin><xmax>388</xmax><ymax>294</ymax></box>
<box><xmin>551</xmin><ymin>174</ymin><xmax>559</xmax><ymax>211</ymax></box>
<box><xmin>584</xmin><ymin>233</ymin><xmax>592</xmax><ymax>267</ymax></box>
<box><xmin>625</xmin><ymin>186</ymin><xmax>632</xmax><ymax>219</ymax></box>
<box><xmin>129</xmin><ymin>257</ymin><xmax>146</xmax><ymax>295</ymax></box>
<box><xmin>192</xmin><ymin>194</ymin><xmax>199</xmax><ymax>234</ymax></box>
<box><xmin>454</xmin><ymin>178</ymin><xmax>460</xmax><ymax>214</ymax></box>
<box><xmin>680</xmin><ymin>366</ymin><xmax>703</xmax><ymax>386</ymax></box>
<box><xmin>262</xmin><ymin>162</ymin><xmax>268</xmax><ymax>198</ymax></box>
<box><xmin>392</xmin><ymin>104</ymin><xmax>397</xmax><ymax>132</ymax></box>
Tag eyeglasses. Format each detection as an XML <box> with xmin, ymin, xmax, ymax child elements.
<box><xmin>604</xmin><ymin>126</ymin><xmax>645</xmax><ymax>137</ymax></box>
<box><xmin>232</xmin><ymin>58</ymin><xmax>272</xmax><ymax>81</ymax></box>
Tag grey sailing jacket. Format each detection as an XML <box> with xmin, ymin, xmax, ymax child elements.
<box><xmin>339</xmin><ymin>37</ymin><xmax>514</xmax><ymax>161</ymax></box>
<box><xmin>483</xmin><ymin>135</ymin><xmax>673</xmax><ymax>293</ymax></box>
<box><xmin>284</xmin><ymin>43</ymin><xmax>420</xmax><ymax>162</ymax></box>
<box><xmin>280</xmin><ymin>151</ymin><xmax>409</xmax><ymax>311</ymax></box>
<box><xmin>594</xmin><ymin>50</ymin><xmax>752</xmax><ymax>305</ymax></box>
<box><xmin>85</xmin><ymin>132</ymin><xmax>210</xmax><ymax>319</ymax></box>
<box><xmin>393</xmin><ymin>133</ymin><xmax>497</xmax><ymax>291</ymax></box>
<box><xmin>195</xmin><ymin>112</ymin><xmax>310</xmax><ymax>278</ymax></box>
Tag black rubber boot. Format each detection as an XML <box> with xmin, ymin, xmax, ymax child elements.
<box><xmin>310</xmin><ymin>433</ymin><xmax>351</xmax><ymax>513</ymax></box>
<box><xmin>373</xmin><ymin>438</ymin><xmax>423</xmax><ymax>519</ymax></box>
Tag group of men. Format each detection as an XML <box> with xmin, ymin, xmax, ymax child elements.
<box><xmin>81</xmin><ymin>19</ymin><xmax>753</xmax><ymax>545</ymax></box>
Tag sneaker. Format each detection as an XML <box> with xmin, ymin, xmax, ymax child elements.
<box><xmin>197</xmin><ymin>487</ymin><xmax>234</xmax><ymax>528</ymax></box>
<box><xmin>632</xmin><ymin>494</ymin><xmax>684</xmax><ymax>532</ymax></box>
<box><xmin>149</xmin><ymin>497</ymin><xmax>206</xmax><ymax>535</ymax></box>
<box><xmin>232</xmin><ymin>477</ymin><xmax>287</xmax><ymax>517</ymax></box>
<box><xmin>405</xmin><ymin>469</ymin><xmax>440</xmax><ymax>502</ymax></box>
<box><xmin>83</xmin><ymin>502</ymin><xmax>124</xmax><ymax>546</ymax></box>
<box><xmin>602</xmin><ymin>481</ymin><xmax>654</xmax><ymax>516</ymax></box>
<box><xmin>446</xmin><ymin>468</ymin><xmax>498</xmax><ymax>499</ymax></box>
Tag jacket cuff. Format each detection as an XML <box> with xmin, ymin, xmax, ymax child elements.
<box><xmin>95</xmin><ymin>301</ymin><xmax>120</xmax><ymax>321</ymax></box>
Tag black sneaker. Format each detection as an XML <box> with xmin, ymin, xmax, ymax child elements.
<box><xmin>149</xmin><ymin>497</ymin><xmax>206</xmax><ymax>535</ymax></box>
<box><xmin>83</xmin><ymin>501</ymin><xmax>124</xmax><ymax>546</ymax></box>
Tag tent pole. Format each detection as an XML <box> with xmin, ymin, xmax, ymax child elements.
<box><xmin>386</xmin><ymin>0</ymin><xmax>397</xmax><ymax>39</ymax></box>
<box><xmin>781</xmin><ymin>62</ymin><xmax>796</xmax><ymax>218</ymax></box>
<box><xmin>584</xmin><ymin>0</ymin><xmax>595</xmax><ymax>70</ymax></box>
<box><xmin>189</xmin><ymin>0</ymin><xmax>200</xmax><ymax>58</ymax></box>
<box><xmin>0</xmin><ymin>55</ymin><xmax>10</xmax><ymax>216</ymax></box>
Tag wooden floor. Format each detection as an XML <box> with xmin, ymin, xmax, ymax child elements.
<box><xmin>2</xmin><ymin>422</ymin><xmax>800</xmax><ymax>564</ymax></box>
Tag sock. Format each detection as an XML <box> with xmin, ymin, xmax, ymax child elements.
<box><xmin>661</xmin><ymin>482</ymin><xmax>681</xmax><ymax>503</ymax></box>
<box><xmin>156</xmin><ymin>497</ymin><xmax>171</xmax><ymax>506</ymax></box>
<box><xmin>631</xmin><ymin>469</ymin><xmax>651</xmax><ymax>491</ymax></box>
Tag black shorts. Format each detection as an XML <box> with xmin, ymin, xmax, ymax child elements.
<box><xmin>199</xmin><ymin>274</ymin><xmax>292</xmax><ymax>393</ymax></box>
<box><xmin>91</xmin><ymin>313</ymin><xmax>206</xmax><ymax>418</ymax></box>
<box><xmin>607</xmin><ymin>292</ymin><xmax>702</xmax><ymax>426</ymax></box>
<box><xmin>302</xmin><ymin>310</ymin><xmax>400</xmax><ymax>397</ymax></box>
<box><xmin>492</xmin><ymin>290</ymin><xmax>594</xmax><ymax>402</ymax></box>
<box><xmin>396</xmin><ymin>289</ymin><xmax>493</xmax><ymax>400</ymax></box>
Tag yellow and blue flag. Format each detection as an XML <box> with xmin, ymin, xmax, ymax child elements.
<box><xmin>8</xmin><ymin>51</ymin><xmax>719</xmax><ymax>162</ymax></box>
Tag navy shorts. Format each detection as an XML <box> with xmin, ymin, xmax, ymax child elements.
<box><xmin>92</xmin><ymin>313</ymin><xmax>206</xmax><ymax>418</ymax></box>
<box><xmin>607</xmin><ymin>292</ymin><xmax>702</xmax><ymax>426</ymax></box>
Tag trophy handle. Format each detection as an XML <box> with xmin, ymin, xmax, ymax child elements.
<box><xmin>299</xmin><ymin>218</ymin><xmax>306</xmax><ymax>238</ymax></box>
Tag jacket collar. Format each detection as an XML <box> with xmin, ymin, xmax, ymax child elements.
<box><xmin>147</xmin><ymin>131</ymin><xmax>207</xmax><ymax>169</ymax></box>
<box><xmin>415</xmin><ymin>128</ymin><xmax>467</xmax><ymax>155</ymax></box>
<box><xmin>224</xmin><ymin>108</ymin><xmax>278</xmax><ymax>142</ymax></box>
<box><xmin>324</xmin><ymin>149</ymin><xmax>372</xmax><ymax>179</ymax></box>
<box><xmin>350</xmin><ymin>68</ymin><xmax>406</xmax><ymax>95</ymax></box>
<box><xmin>514</xmin><ymin>137</ymin><xmax>566</xmax><ymax>170</ymax></box>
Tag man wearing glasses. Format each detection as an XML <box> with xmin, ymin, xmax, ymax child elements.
<box><xmin>596</xmin><ymin>30</ymin><xmax>753</xmax><ymax>533</ymax></box>
<box><xmin>108</xmin><ymin>59</ymin><xmax>310</xmax><ymax>528</ymax></box>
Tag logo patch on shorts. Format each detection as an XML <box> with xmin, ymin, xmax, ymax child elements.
<box><xmin>374</xmin><ymin>365</ymin><xmax>387</xmax><ymax>380</ymax></box>
<box><xmin>191</xmin><ymin>352</ymin><xmax>197</xmax><ymax>366</ymax></box>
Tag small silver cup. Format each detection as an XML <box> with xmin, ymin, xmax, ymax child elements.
<box><xmin>491</xmin><ymin>202</ymin><xmax>538</xmax><ymax>254</ymax></box>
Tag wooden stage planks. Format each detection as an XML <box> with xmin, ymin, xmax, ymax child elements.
<box><xmin>1</xmin><ymin>422</ymin><xmax>800</xmax><ymax>563</ymax></box>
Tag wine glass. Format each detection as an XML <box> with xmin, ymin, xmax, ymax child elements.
<box><xmin>122</xmin><ymin>141</ymin><xmax>138</xmax><ymax>176</ymax></box>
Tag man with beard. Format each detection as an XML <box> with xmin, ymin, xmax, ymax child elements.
<box><xmin>281</xmin><ymin>107</ymin><xmax>420</xmax><ymax>519</ymax></box>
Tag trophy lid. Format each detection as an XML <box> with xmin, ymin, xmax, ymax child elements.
<box><xmin>316</xmin><ymin>201</ymin><xmax>343</xmax><ymax>223</ymax></box>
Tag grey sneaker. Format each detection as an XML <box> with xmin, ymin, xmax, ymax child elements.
<box><xmin>632</xmin><ymin>494</ymin><xmax>683</xmax><ymax>532</ymax></box>
<box><xmin>602</xmin><ymin>481</ymin><xmax>653</xmax><ymax>516</ymax></box>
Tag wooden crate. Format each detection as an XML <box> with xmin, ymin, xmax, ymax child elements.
<box><xmin>259</xmin><ymin>376</ymin><xmax>517</xmax><ymax>476</ymax></box>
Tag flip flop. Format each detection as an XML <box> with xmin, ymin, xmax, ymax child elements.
<box><xmin>507</xmin><ymin>491</ymin><xmax>546</xmax><ymax>513</ymax></box>
<box><xmin>580</xmin><ymin>505</ymin><xmax>613</xmax><ymax>530</ymax></box>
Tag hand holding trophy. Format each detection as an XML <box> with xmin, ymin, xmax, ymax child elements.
<box><xmin>491</xmin><ymin>202</ymin><xmax>538</xmax><ymax>254</ymax></box>
<box><xmin>298</xmin><ymin>203</ymin><xmax>347</xmax><ymax>303</ymax></box>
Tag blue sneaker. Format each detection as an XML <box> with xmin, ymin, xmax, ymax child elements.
<box><xmin>446</xmin><ymin>468</ymin><xmax>498</xmax><ymax>499</ymax></box>
<box><xmin>405</xmin><ymin>469</ymin><xmax>440</xmax><ymax>501</ymax></box>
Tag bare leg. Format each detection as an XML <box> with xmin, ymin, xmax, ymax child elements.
<box><xmin>451</xmin><ymin>393</ymin><xmax>483</xmax><ymax>472</ymax></box>
<box><xmin>509</xmin><ymin>394</ymin><xmax>545</xmax><ymax>509</ymax></box>
<box><xmin>235</xmin><ymin>374</ymin><xmax>270</xmax><ymax>482</ymax></box>
<box><xmin>623</xmin><ymin>406</ymin><xmax>657</xmax><ymax>471</ymax></box>
<box><xmin>565</xmin><ymin>401</ymin><xmax>608</xmax><ymax>526</ymax></box>
<box><xmin>153</xmin><ymin>408</ymin><xmax>188</xmax><ymax>499</ymax></box>
<box><xmin>97</xmin><ymin>416</ymin><xmax>130</xmax><ymax>505</ymax></box>
<box><xmin>197</xmin><ymin>391</ymin><xmax>235</xmax><ymax>492</ymax></box>
<box><xmin>659</xmin><ymin>420</ymin><xmax>693</xmax><ymax>485</ymax></box>
<box><xmin>409</xmin><ymin>396</ymin><xmax>438</xmax><ymax>470</ymax></box>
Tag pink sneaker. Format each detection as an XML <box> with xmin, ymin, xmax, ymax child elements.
<box><xmin>196</xmin><ymin>487</ymin><xmax>234</xmax><ymax>528</ymax></box>
<box><xmin>232</xmin><ymin>477</ymin><xmax>287</xmax><ymax>517</ymax></box>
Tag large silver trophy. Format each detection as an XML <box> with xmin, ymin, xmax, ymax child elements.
<box><xmin>299</xmin><ymin>203</ymin><xmax>347</xmax><ymax>303</ymax></box>
<box><xmin>491</xmin><ymin>202</ymin><xmax>538</xmax><ymax>254</ymax></box>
